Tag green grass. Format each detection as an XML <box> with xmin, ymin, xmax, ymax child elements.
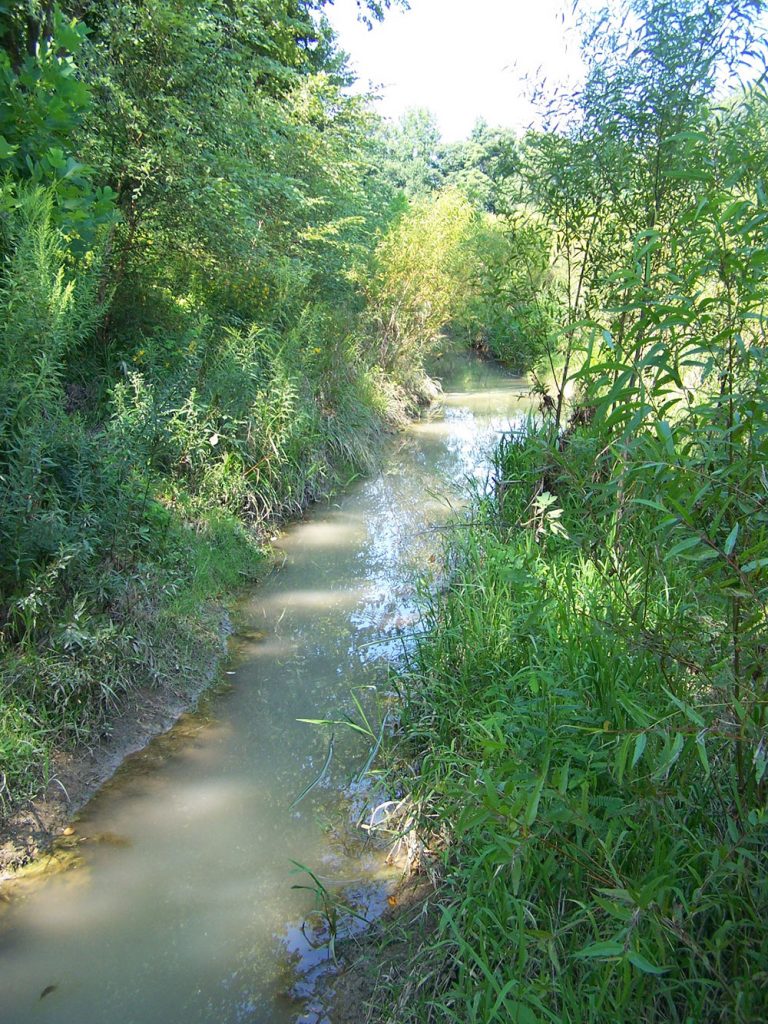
<box><xmin>0</xmin><ymin>498</ymin><xmax>265</xmax><ymax>814</ymax></box>
<box><xmin>0</xmin><ymin>700</ymin><xmax>50</xmax><ymax>806</ymax></box>
<box><xmin>381</xmin><ymin>428</ymin><xmax>768</xmax><ymax>1024</ymax></box>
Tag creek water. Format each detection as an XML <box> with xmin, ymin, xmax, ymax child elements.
<box><xmin>0</xmin><ymin>353</ymin><xmax>532</xmax><ymax>1024</ymax></box>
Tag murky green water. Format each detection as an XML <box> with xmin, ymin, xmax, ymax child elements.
<box><xmin>0</xmin><ymin>354</ymin><xmax>532</xmax><ymax>1024</ymax></box>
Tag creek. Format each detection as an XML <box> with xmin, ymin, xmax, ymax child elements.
<box><xmin>0</xmin><ymin>353</ymin><xmax>532</xmax><ymax>1024</ymax></box>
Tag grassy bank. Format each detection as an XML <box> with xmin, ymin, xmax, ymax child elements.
<box><xmin>364</xmin><ymin>15</ymin><xmax>768</xmax><ymax>1018</ymax></box>
<box><xmin>0</xmin><ymin>501</ymin><xmax>263</xmax><ymax>812</ymax></box>
<box><xmin>371</xmin><ymin>406</ymin><xmax>767</xmax><ymax>1023</ymax></box>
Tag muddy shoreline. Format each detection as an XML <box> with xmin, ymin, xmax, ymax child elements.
<box><xmin>0</xmin><ymin>606</ymin><xmax>232</xmax><ymax>882</ymax></box>
<box><xmin>319</xmin><ymin>875</ymin><xmax>437</xmax><ymax>1024</ymax></box>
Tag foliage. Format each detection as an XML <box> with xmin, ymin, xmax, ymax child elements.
<box><xmin>455</xmin><ymin>211</ymin><xmax>562</xmax><ymax>371</ymax></box>
<box><xmin>0</xmin><ymin>187</ymin><xmax>104</xmax><ymax>599</ymax></box>
<box><xmin>0</xmin><ymin>0</ymin><xmax>416</xmax><ymax>812</ymax></box>
<box><xmin>373</xmin><ymin>2</ymin><xmax>768</xmax><ymax>1022</ymax></box>
<box><xmin>379</xmin><ymin>108</ymin><xmax>444</xmax><ymax>199</ymax></box>
<box><xmin>0</xmin><ymin>2</ymin><xmax>116</xmax><ymax>246</ymax></box>
<box><xmin>439</xmin><ymin>120</ymin><xmax>520</xmax><ymax>213</ymax></box>
<box><xmin>64</xmin><ymin>0</ymin><xmax>398</xmax><ymax>356</ymax></box>
<box><xmin>0</xmin><ymin>187</ymin><xmax>265</xmax><ymax>805</ymax></box>
<box><xmin>391</xmin><ymin>424</ymin><xmax>767</xmax><ymax>1020</ymax></box>
<box><xmin>379</xmin><ymin>112</ymin><xmax>519</xmax><ymax>212</ymax></box>
<box><xmin>366</xmin><ymin>189</ymin><xmax>478</xmax><ymax>380</ymax></box>
<box><xmin>517</xmin><ymin>0</ymin><xmax>768</xmax><ymax>424</ymax></box>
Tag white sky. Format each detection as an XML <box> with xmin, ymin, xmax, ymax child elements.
<box><xmin>326</xmin><ymin>0</ymin><xmax>593</xmax><ymax>141</ymax></box>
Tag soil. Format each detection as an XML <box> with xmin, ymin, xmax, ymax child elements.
<box><xmin>319</xmin><ymin>875</ymin><xmax>438</xmax><ymax>1024</ymax></box>
<box><xmin>0</xmin><ymin>607</ymin><xmax>232</xmax><ymax>882</ymax></box>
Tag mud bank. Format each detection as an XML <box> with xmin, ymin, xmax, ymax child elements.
<box><xmin>0</xmin><ymin>606</ymin><xmax>231</xmax><ymax>880</ymax></box>
<box><xmin>317</xmin><ymin>875</ymin><xmax>437</xmax><ymax>1024</ymax></box>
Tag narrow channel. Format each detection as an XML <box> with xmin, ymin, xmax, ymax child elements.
<box><xmin>0</xmin><ymin>354</ymin><xmax>532</xmax><ymax>1024</ymax></box>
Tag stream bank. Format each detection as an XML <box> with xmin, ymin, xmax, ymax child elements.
<box><xmin>0</xmin><ymin>353</ymin><xmax>532</xmax><ymax>1024</ymax></box>
<box><xmin>0</xmin><ymin>367</ymin><xmax>434</xmax><ymax>879</ymax></box>
<box><xmin>0</xmin><ymin>606</ymin><xmax>231</xmax><ymax>879</ymax></box>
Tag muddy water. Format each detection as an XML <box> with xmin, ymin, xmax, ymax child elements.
<box><xmin>0</xmin><ymin>354</ymin><xmax>532</xmax><ymax>1024</ymax></box>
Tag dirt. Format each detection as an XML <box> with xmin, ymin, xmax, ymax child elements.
<box><xmin>314</xmin><ymin>875</ymin><xmax>438</xmax><ymax>1024</ymax></box>
<box><xmin>0</xmin><ymin>606</ymin><xmax>232</xmax><ymax>882</ymax></box>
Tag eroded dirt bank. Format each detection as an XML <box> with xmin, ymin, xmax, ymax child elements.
<box><xmin>0</xmin><ymin>608</ymin><xmax>231</xmax><ymax>880</ymax></box>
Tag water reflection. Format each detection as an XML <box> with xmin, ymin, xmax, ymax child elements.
<box><xmin>0</xmin><ymin>355</ymin><xmax>532</xmax><ymax>1024</ymax></box>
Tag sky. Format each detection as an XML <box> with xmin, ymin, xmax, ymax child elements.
<box><xmin>325</xmin><ymin>0</ymin><xmax>593</xmax><ymax>142</ymax></box>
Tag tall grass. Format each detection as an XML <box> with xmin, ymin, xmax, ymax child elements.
<box><xmin>375</xmin><ymin>21</ymin><xmax>768</xmax><ymax>1020</ymax></box>
<box><xmin>383</xmin><ymin>423</ymin><xmax>767</xmax><ymax>1024</ymax></box>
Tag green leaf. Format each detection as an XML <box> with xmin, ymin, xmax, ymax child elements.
<box><xmin>754</xmin><ymin>745</ymin><xmax>768</xmax><ymax>785</ymax></box>
<box><xmin>632</xmin><ymin>732</ymin><xmax>647</xmax><ymax>769</ymax></box>
<box><xmin>631</xmin><ymin>498</ymin><xmax>671</xmax><ymax>514</ymax></box>
<box><xmin>511</xmin><ymin>855</ymin><xmax>522</xmax><ymax>896</ymax></box>
<box><xmin>45</xmin><ymin>147</ymin><xmax>67</xmax><ymax>171</ymax></box>
<box><xmin>656</xmin><ymin>420</ymin><xmax>675</xmax><ymax>456</ymax></box>
<box><xmin>53</xmin><ymin>12</ymin><xmax>89</xmax><ymax>53</ymax></box>
<box><xmin>524</xmin><ymin>767</ymin><xmax>547</xmax><ymax>826</ymax></box>
<box><xmin>741</xmin><ymin>558</ymin><xmax>768</xmax><ymax>574</ymax></box>
<box><xmin>724</xmin><ymin>523</ymin><xmax>739</xmax><ymax>556</ymax></box>
<box><xmin>615</xmin><ymin>734</ymin><xmax>631</xmax><ymax>784</ymax></box>
<box><xmin>288</xmin><ymin>732</ymin><xmax>334</xmax><ymax>810</ymax></box>
<box><xmin>665</xmin><ymin>536</ymin><xmax>702</xmax><ymax>560</ymax></box>
<box><xmin>664</xmin><ymin>689</ymin><xmax>705</xmax><ymax>728</ymax></box>
<box><xmin>626</xmin><ymin>950</ymin><xmax>669</xmax><ymax>974</ymax></box>
<box><xmin>575</xmin><ymin>940</ymin><xmax>624</xmax><ymax>959</ymax></box>
<box><xmin>504</xmin><ymin>1003</ymin><xmax>541</xmax><ymax>1024</ymax></box>
<box><xmin>0</xmin><ymin>135</ymin><xmax>18</xmax><ymax>161</ymax></box>
<box><xmin>594</xmin><ymin>896</ymin><xmax>633</xmax><ymax>922</ymax></box>
<box><xmin>653</xmin><ymin>732</ymin><xmax>686</xmax><ymax>779</ymax></box>
<box><xmin>695</xmin><ymin>734</ymin><xmax>711</xmax><ymax>777</ymax></box>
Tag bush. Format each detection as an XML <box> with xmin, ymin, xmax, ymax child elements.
<box><xmin>390</xmin><ymin>420</ymin><xmax>768</xmax><ymax>1023</ymax></box>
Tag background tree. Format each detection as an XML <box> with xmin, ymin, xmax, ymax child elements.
<box><xmin>439</xmin><ymin>119</ymin><xmax>520</xmax><ymax>212</ymax></box>
<box><xmin>379</xmin><ymin>107</ymin><xmax>444</xmax><ymax>198</ymax></box>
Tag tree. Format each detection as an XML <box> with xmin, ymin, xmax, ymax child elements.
<box><xmin>440</xmin><ymin>120</ymin><xmax>520</xmax><ymax>212</ymax></box>
<box><xmin>0</xmin><ymin>2</ymin><xmax>116</xmax><ymax>247</ymax></box>
<box><xmin>379</xmin><ymin>107</ymin><xmax>444</xmax><ymax>198</ymax></box>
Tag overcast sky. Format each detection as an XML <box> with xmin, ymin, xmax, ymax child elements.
<box><xmin>326</xmin><ymin>0</ymin><xmax>592</xmax><ymax>141</ymax></box>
